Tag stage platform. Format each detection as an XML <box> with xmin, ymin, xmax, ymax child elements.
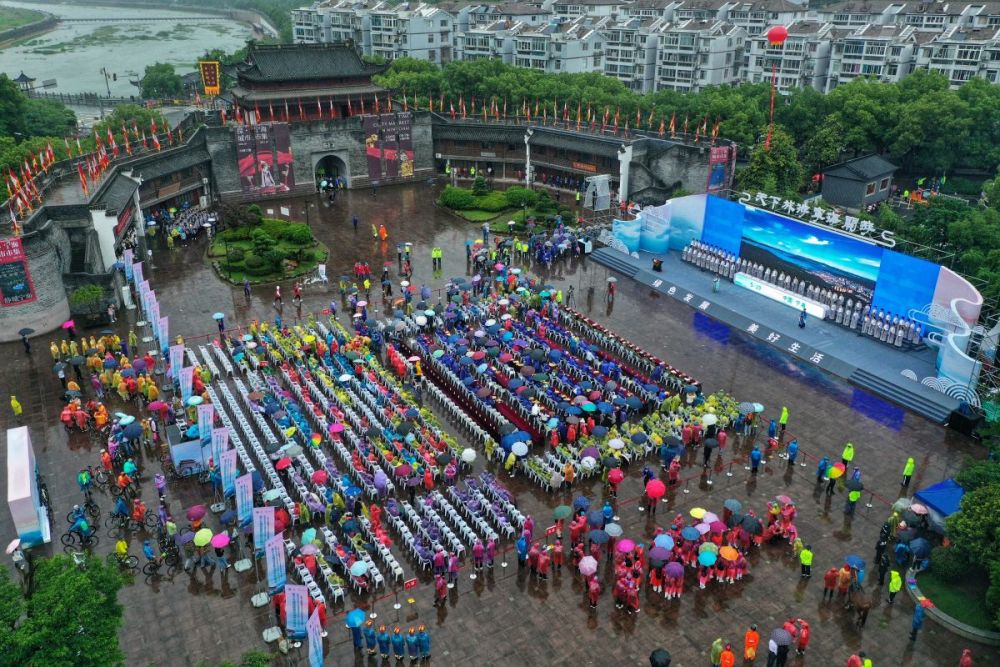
<box><xmin>591</xmin><ymin>247</ymin><xmax>961</xmax><ymax>424</ymax></box>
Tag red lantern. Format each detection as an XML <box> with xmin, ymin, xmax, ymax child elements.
<box><xmin>767</xmin><ymin>25</ymin><xmax>789</xmax><ymax>46</ymax></box>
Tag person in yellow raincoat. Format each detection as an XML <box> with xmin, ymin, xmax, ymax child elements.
<box><xmin>117</xmin><ymin>378</ymin><xmax>129</xmax><ymax>402</ymax></box>
<box><xmin>94</xmin><ymin>403</ymin><xmax>109</xmax><ymax>429</ymax></box>
<box><xmin>50</xmin><ymin>341</ymin><xmax>60</xmax><ymax>360</ymax></box>
<box><xmin>128</xmin><ymin>330</ymin><xmax>138</xmax><ymax>350</ymax></box>
<box><xmin>136</xmin><ymin>375</ymin><xmax>147</xmax><ymax>398</ymax></box>
<box><xmin>60</xmin><ymin>340</ymin><xmax>70</xmax><ymax>357</ymax></box>
<box><xmin>10</xmin><ymin>395</ymin><xmax>22</xmax><ymax>419</ymax></box>
<box><xmin>69</xmin><ymin>340</ymin><xmax>79</xmax><ymax>357</ymax></box>
<box><xmin>145</xmin><ymin>381</ymin><xmax>159</xmax><ymax>403</ymax></box>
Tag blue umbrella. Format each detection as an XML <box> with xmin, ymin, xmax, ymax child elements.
<box><xmin>588</xmin><ymin>529</ymin><xmax>609</xmax><ymax>544</ymax></box>
<box><xmin>587</xmin><ymin>510</ymin><xmax>604</xmax><ymax>527</ymax></box>
<box><xmin>845</xmin><ymin>555</ymin><xmax>866</xmax><ymax>570</ymax></box>
<box><xmin>596</xmin><ymin>402</ymin><xmax>613</xmax><ymax>414</ymax></box>
<box><xmin>220</xmin><ymin>510</ymin><xmax>237</xmax><ymax>525</ymax></box>
<box><xmin>345</xmin><ymin>608</ymin><xmax>367</xmax><ymax>628</ymax></box>
<box><xmin>910</xmin><ymin>538</ymin><xmax>931</xmax><ymax>559</ymax></box>
<box><xmin>345</xmin><ymin>486</ymin><xmax>362</xmax><ymax>498</ymax></box>
<box><xmin>405</xmin><ymin>408</ymin><xmax>419</xmax><ymax>418</ymax></box>
<box><xmin>566</xmin><ymin>406</ymin><xmax>582</xmax><ymax>416</ymax></box>
<box><xmin>698</xmin><ymin>551</ymin><xmax>717</xmax><ymax>566</ymax></box>
<box><xmin>626</xmin><ymin>396</ymin><xmax>643</xmax><ymax>409</ymax></box>
<box><xmin>631</xmin><ymin>432</ymin><xmax>648</xmax><ymax>444</ymax></box>
<box><xmin>121</xmin><ymin>368</ymin><xmax>136</xmax><ymax>378</ymax></box>
<box><xmin>212</xmin><ymin>312</ymin><xmax>225</xmax><ymax>321</ymax></box>
<box><xmin>681</xmin><ymin>527</ymin><xmax>701</xmax><ymax>541</ymax></box>
<box><xmin>103</xmin><ymin>358</ymin><xmax>118</xmax><ymax>369</ymax></box>
<box><xmin>123</xmin><ymin>423</ymin><xmax>143</xmax><ymax>440</ymax></box>
<box><xmin>573</xmin><ymin>496</ymin><xmax>590</xmax><ymax>512</ymax></box>
<box><xmin>251</xmin><ymin>470</ymin><xmax>264</xmax><ymax>492</ymax></box>
<box><xmin>591</xmin><ymin>425</ymin><xmax>608</xmax><ymax>437</ymax></box>
<box><xmin>653</xmin><ymin>534</ymin><xmax>674</xmax><ymax>550</ymax></box>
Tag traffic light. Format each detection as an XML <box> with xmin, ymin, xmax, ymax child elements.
<box><xmin>113</xmin><ymin>73</ymin><xmax>117</xmax><ymax>81</ymax></box>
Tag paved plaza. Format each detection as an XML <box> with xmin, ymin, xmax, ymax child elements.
<box><xmin>1</xmin><ymin>183</ymin><xmax>995</xmax><ymax>666</ymax></box>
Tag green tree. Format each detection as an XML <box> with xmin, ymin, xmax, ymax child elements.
<box><xmin>956</xmin><ymin>460</ymin><xmax>1000</xmax><ymax>493</ymax></box>
<box><xmin>23</xmin><ymin>98</ymin><xmax>76</xmax><ymax>137</ymax></box>
<box><xmin>0</xmin><ymin>554</ymin><xmax>125</xmax><ymax>666</ymax></box>
<box><xmin>0</xmin><ymin>73</ymin><xmax>27</xmax><ymax>139</ymax></box>
<box><xmin>140</xmin><ymin>62</ymin><xmax>183</xmax><ymax>99</ymax></box>
<box><xmin>198</xmin><ymin>45</ymin><xmax>250</xmax><ymax>92</ymax></box>
<box><xmin>947</xmin><ymin>483</ymin><xmax>1000</xmax><ymax>569</ymax></box>
<box><xmin>737</xmin><ymin>127</ymin><xmax>803</xmax><ymax>198</ymax></box>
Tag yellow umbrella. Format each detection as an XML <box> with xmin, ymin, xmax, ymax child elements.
<box><xmin>194</xmin><ymin>528</ymin><xmax>213</xmax><ymax>547</ymax></box>
<box><xmin>690</xmin><ymin>507</ymin><xmax>706</xmax><ymax>520</ymax></box>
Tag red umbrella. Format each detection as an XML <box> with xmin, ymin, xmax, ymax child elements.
<box><xmin>275</xmin><ymin>457</ymin><xmax>292</xmax><ymax>471</ymax></box>
<box><xmin>645</xmin><ymin>479</ymin><xmax>666</xmax><ymax>499</ymax></box>
<box><xmin>186</xmin><ymin>505</ymin><xmax>207</xmax><ymax>521</ymax></box>
<box><xmin>608</xmin><ymin>468</ymin><xmax>625</xmax><ymax>484</ymax></box>
<box><xmin>147</xmin><ymin>400</ymin><xmax>167</xmax><ymax>411</ymax></box>
<box><xmin>709</xmin><ymin>520</ymin><xmax>726</xmax><ymax>533</ymax></box>
<box><xmin>311</xmin><ymin>470</ymin><xmax>328</xmax><ymax>484</ymax></box>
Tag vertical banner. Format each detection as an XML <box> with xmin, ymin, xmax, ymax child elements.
<box><xmin>285</xmin><ymin>583</ymin><xmax>309</xmax><ymax>637</ymax></box>
<box><xmin>132</xmin><ymin>262</ymin><xmax>144</xmax><ymax>287</ymax></box>
<box><xmin>271</xmin><ymin>123</ymin><xmax>296</xmax><ymax>191</ymax></box>
<box><xmin>363</xmin><ymin>115</ymin><xmax>382</xmax><ymax>183</ymax></box>
<box><xmin>265</xmin><ymin>531</ymin><xmax>286</xmax><ymax>590</ymax></box>
<box><xmin>179</xmin><ymin>366</ymin><xmax>194</xmax><ymax>401</ymax></box>
<box><xmin>169</xmin><ymin>344</ymin><xmax>184</xmax><ymax>381</ymax></box>
<box><xmin>211</xmin><ymin>427</ymin><xmax>229</xmax><ymax>470</ymax></box>
<box><xmin>396</xmin><ymin>111</ymin><xmax>414</xmax><ymax>178</ymax></box>
<box><xmin>123</xmin><ymin>248</ymin><xmax>134</xmax><ymax>281</ymax></box>
<box><xmin>235</xmin><ymin>124</ymin><xmax>259</xmax><ymax>194</ymax></box>
<box><xmin>235</xmin><ymin>473</ymin><xmax>253</xmax><ymax>526</ymax></box>
<box><xmin>383</xmin><ymin>113</ymin><xmax>400</xmax><ymax>179</ymax></box>
<box><xmin>253</xmin><ymin>506</ymin><xmax>275</xmax><ymax>553</ymax></box>
<box><xmin>197</xmin><ymin>404</ymin><xmax>214</xmax><ymax>447</ymax></box>
<box><xmin>707</xmin><ymin>146</ymin><xmax>730</xmax><ymax>193</ymax></box>
<box><xmin>220</xmin><ymin>447</ymin><xmax>238</xmax><ymax>496</ymax></box>
<box><xmin>158</xmin><ymin>316</ymin><xmax>169</xmax><ymax>353</ymax></box>
<box><xmin>198</xmin><ymin>60</ymin><xmax>221</xmax><ymax>95</ymax></box>
<box><xmin>307</xmin><ymin>607</ymin><xmax>324</xmax><ymax>667</ymax></box>
<box><xmin>253</xmin><ymin>123</ymin><xmax>277</xmax><ymax>193</ymax></box>
<box><xmin>0</xmin><ymin>238</ymin><xmax>38</xmax><ymax>306</ymax></box>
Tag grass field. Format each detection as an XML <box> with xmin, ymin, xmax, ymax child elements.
<box><xmin>917</xmin><ymin>571</ymin><xmax>995</xmax><ymax>631</ymax></box>
<box><xmin>0</xmin><ymin>5</ymin><xmax>46</xmax><ymax>31</ymax></box>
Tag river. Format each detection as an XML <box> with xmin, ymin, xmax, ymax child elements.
<box><xmin>0</xmin><ymin>0</ymin><xmax>255</xmax><ymax>96</ymax></box>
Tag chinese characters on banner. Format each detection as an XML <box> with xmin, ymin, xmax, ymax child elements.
<box><xmin>737</xmin><ymin>191</ymin><xmax>896</xmax><ymax>247</ymax></box>
<box><xmin>179</xmin><ymin>366</ymin><xmax>194</xmax><ymax>401</ymax></box>
<box><xmin>198</xmin><ymin>61</ymin><xmax>220</xmax><ymax>95</ymax></box>
<box><xmin>220</xmin><ymin>448</ymin><xmax>238</xmax><ymax>496</ymax></box>
<box><xmin>253</xmin><ymin>506</ymin><xmax>274</xmax><ymax>553</ymax></box>
<box><xmin>0</xmin><ymin>238</ymin><xmax>36</xmax><ymax>306</ymax></box>
<box><xmin>285</xmin><ymin>584</ymin><xmax>309</xmax><ymax>637</ymax></box>
<box><xmin>307</xmin><ymin>608</ymin><xmax>324</xmax><ymax>667</ymax></box>
<box><xmin>234</xmin><ymin>473</ymin><xmax>253</xmax><ymax>526</ymax></box>
<box><xmin>265</xmin><ymin>532</ymin><xmax>286</xmax><ymax>590</ymax></box>
<box><xmin>211</xmin><ymin>427</ymin><xmax>229</xmax><ymax>471</ymax></box>
<box><xmin>169</xmin><ymin>345</ymin><xmax>184</xmax><ymax>381</ymax></box>
<box><xmin>197</xmin><ymin>404</ymin><xmax>214</xmax><ymax>447</ymax></box>
<box><xmin>157</xmin><ymin>316</ymin><xmax>169</xmax><ymax>353</ymax></box>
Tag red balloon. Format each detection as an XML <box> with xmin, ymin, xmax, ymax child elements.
<box><xmin>767</xmin><ymin>25</ymin><xmax>789</xmax><ymax>45</ymax></box>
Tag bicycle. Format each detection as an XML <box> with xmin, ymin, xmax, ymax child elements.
<box><xmin>93</xmin><ymin>468</ymin><xmax>111</xmax><ymax>488</ymax></box>
<box><xmin>61</xmin><ymin>531</ymin><xmax>99</xmax><ymax>553</ymax></box>
<box><xmin>105</xmin><ymin>513</ymin><xmax>144</xmax><ymax>537</ymax></box>
<box><xmin>67</xmin><ymin>498</ymin><xmax>101</xmax><ymax>524</ymax></box>
<box><xmin>142</xmin><ymin>559</ymin><xmax>176</xmax><ymax>580</ymax></box>
<box><xmin>106</xmin><ymin>552</ymin><xmax>139</xmax><ymax>574</ymax></box>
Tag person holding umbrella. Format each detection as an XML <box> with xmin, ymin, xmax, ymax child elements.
<box><xmin>910</xmin><ymin>602</ymin><xmax>926</xmax><ymax>640</ymax></box>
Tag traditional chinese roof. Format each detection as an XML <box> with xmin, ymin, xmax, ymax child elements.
<box><xmin>823</xmin><ymin>154</ymin><xmax>897</xmax><ymax>182</ymax></box>
<box><xmin>236</xmin><ymin>44</ymin><xmax>385</xmax><ymax>84</ymax></box>
<box><xmin>134</xmin><ymin>148</ymin><xmax>212</xmax><ymax>182</ymax></box>
<box><xmin>13</xmin><ymin>71</ymin><xmax>35</xmax><ymax>83</ymax></box>
<box><xmin>94</xmin><ymin>174</ymin><xmax>139</xmax><ymax>214</ymax></box>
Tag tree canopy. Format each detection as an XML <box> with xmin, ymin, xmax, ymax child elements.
<box><xmin>140</xmin><ymin>63</ymin><xmax>183</xmax><ymax>99</ymax></box>
<box><xmin>0</xmin><ymin>554</ymin><xmax>125</xmax><ymax>666</ymax></box>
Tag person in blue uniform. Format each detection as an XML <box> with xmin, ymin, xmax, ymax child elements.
<box><xmin>391</xmin><ymin>626</ymin><xmax>406</xmax><ymax>660</ymax></box>
<box><xmin>376</xmin><ymin>624</ymin><xmax>391</xmax><ymax>659</ymax></box>
<box><xmin>363</xmin><ymin>620</ymin><xmax>377</xmax><ymax>656</ymax></box>
<box><xmin>417</xmin><ymin>625</ymin><xmax>430</xmax><ymax>659</ymax></box>
<box><xmin>406</xmin><ymin>627</ymin><xmax>420</xmax><ymax>661</ymax></box>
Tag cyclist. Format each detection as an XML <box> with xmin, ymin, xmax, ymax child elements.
<box><xmin>122</xmin><ymin>457</ymin><xmax>138</xmax><ymax>479</ymax></box>
<box><xmin>116</xmin><ymin>471</ymin><xmax>133</xmax><ymax>496</ymax></box>
<box><xmin>115</xmin><ymin>538</ymin><xmax>129</xmax><ymax>563</ymax></box>
<box><xmin>99</xmin><ymin>448</ymin><xmax>113</xmax><ymax>473</ymax></box>
<box><xmin>69</xmin><ymin>513</ymin><xmax>92</xmax><ymax>541</ymax></box>
<box><xmin>131</xmin><ymin>498</ymin><xmax>147</xmax><ymax>526</ymax></box>
<box><xmin>77</xmin><ymin>468</ymin><xmax>93</xmax><ymax>499</ymax></box>
<box><xmin>68</xmin><ymin>504</ymin><xmax>86</xmax><ymax>525</ymax></box>
<box><xmin>112</xmin><ymin>495</ymin><xmax>129</xmax><ymax>520</ymax></box>
<box><xmin>142</xmin><ymin>539</ymin><xmax>162</xmax><ymax>569</ymax></box>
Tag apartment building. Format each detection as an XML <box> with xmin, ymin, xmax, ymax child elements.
<box><xmin>915</xmin><ymin>25</ymin><xmax>1000</xmax><ymax>84</ymax></box>
<box><xmin>655</xmin><ymin>19</ymin><xmax>745</xmax><ymax>91</ymax></box>
<box><xmin>456</xmin><ymin>19</ymin><xmax>527</xmax><ymax>62</ymax></box>
<box><xmin>292</xmin><ymin>0</ymin><xmax>371</xmax><ymax>44</ymax></box>
<box><xmin>600</xmin><ymin>17</ymin><xmax>668</xmax><ymax>91</ymax></box>
<box><xmin>825</xmin><ymin>23</ymin><xmax>921</xmax><ymax>89</ymax></box>
<box><xmin>367</xmin><ymin>4</ymin><xmax>456</xmax><ymax>63</ymax></box>
<box><xmin>621</xmin><ymin>0</ymin><xmax>682</xmax><ymax>21</ymax></box>
<box><xmin>512</xmin><ymin>17</ymin><xmax>605</xmax><ymax>73</ymax></box>
<box><xmin>722</xmin><ymin>0</ymin><xmax>807</xmax><ymax>35</ymax></box>
<box><xmin>551</xmin><ymin>0</ymin><xmax>624</xmax><ymax>19</ymax></box>
<box><xmin>814</xmin><ymin>1</ymin><xmax>1000</xmax><ymax>32</ymax></box>
<box><xmin>743</xmin><ymin>20</ymin><xmax>835</xmax><ymax>90</ymax></box>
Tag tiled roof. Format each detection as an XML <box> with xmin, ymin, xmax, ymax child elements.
<box><xmin>823</xmin><ymin>154</ymin><xmax>897</xmax><ymax>181</ymax></box>
<box><xmin>237</xmin><ymin>44</ymin><xmax>385</xmax><ymax>83</ymax></box>
<box><xmin>134</xmin><ymin>149</ymin><xmax>211</xmax><ymax>181</ymax></box>
<box><xmin>95</xmin><ymin>174</ymin><xmax>139</xmax><ymax>213</ymax></box>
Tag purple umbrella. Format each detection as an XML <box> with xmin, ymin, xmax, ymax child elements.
<box><xmin>581</xmin><ymin>447</ymin><xmax>600</xmax><ymax>460</ymax></box>
<box><xmin>176</xmin><ymin>531</ymin><xmax>195</xmax><ymax>545</ymax></box>
<box><xmin>649</xmin><ymin>546</ymin><xmax>671</xmax><ymax>562</ymax></box>
<box><xmin>394</xmin><ymin>464</ymin><xmax>412</xmax><ymax>477</ymax></box>
<box><xmin>665</xmin><ymin>561</ymin><xmax>684</xmax><ymax>578</ymax></box>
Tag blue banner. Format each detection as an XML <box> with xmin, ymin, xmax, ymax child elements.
<box><xmin>253</xmin><ymin>506</ymin><xmax>274</xmax><ymax>554</ymax></box>
<box><xmin>123</xmin><ymin>249</ymin><xmax>133</xmax><ymax>281</ymax></box>
<box><xmin>158</xmin><ymin>316</ymin><xmax>169</xmax><ymax>354</ymax></box>
<box><xmin>265</xmin><ymin>531</ymin><xmax>286</xmax><ymax>590</ymax></box>
<box><xmin>179</xmin><ymin>366</ymin><xmax>194</xmax><ymax>401</ymax></box>
<box><xmin>220</xmin><ymin>448</ymin><xmax>238</xmax><ymax>496</ymax></box>
<box><xmin>235</xmin><ymin>473</ymin><xmax>253</xmax><ymax>526</ymax></box>
<box><xmin>197</xmin><ymin>404</ymin><xmax>214</xmax><ymax>447</ymax></box>
<box><xmin>307</xmin><ymin>607</ymin><xmax>324</xmax><ymax>667</ymax></box>
<box><xmin>169</xmin><ymin>345</ymin><xmax>184</xmax><ymax>382</ymax></box>
<box><xmin>285</xmin><ymin>583</ymin><xmax>309</xmax><ymax>637</ymax></box>
<box><xmin>211</xmin><ymin>427</ymin><xmax>229</xmax><ymax>470</ymax></box>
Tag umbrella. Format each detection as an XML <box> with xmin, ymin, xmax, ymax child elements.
<box><xmin>649</xmin><ymin>649</ymin><xmax>672</xmax><ymax>667</ymax></box>
<box><xmin>61</xmin><ymin>320</ymin><xmax>75</xmax><ymax>330</ymax></box>
<box><xmin>592</xmin><ymin>426</ymin><xmax>609</xmax><ymax>437</ymax></box>
<box><xmin>701</xmin><ymin>413</ymin><xmax>718</xmax><ymax>426</ymax></box>
<box><xmin>770</xmin><ymin>628</ymin><xmax>792</xmax><ymax>646</ymax></box>
<box><xmin>653</xmin><ymin>534</ymin><xmax>674</xmax><ymax>550</ymax></box>
<box><xmin>709</xmin><ymin>521</ymin><xmax>726</xmax><ymax>533</ymax></box>
<box><xmin>604</xmin><ymin>523</ymin><xmax>623</xmax><ymax>537</ymax></box>
<box><xmin>776</xmin><ymin>495</ymin><xmax>793</xmax><ymax>505</ymax></box>
<box><xmin>72</xmin><ymin>356</ymin><xmax>87</xmax><ymax>366</ymax></box>
<box><xmin>186</xmin><ymin>396</ymin><xmax>203</xmax><ymax>406</ymax></box>
<box><xmin>752</xmin><ymin>403</ymin><xmax>765</xmax><ymax>413</ymax></box>
<box><xmin>5</xmin><ymin>538</ymin><xmax>20</xmax><ymax>555</ymax></box>
<box><xmin>893</xmin><ymin>498</ymin><xmax>912</xmax><ymax>513</ymax></box>
<box><xmin>581</xmin><ymin>447</ymin><xmax>600</xmax><ymax>460</ymax></box>
<box><xmin>177</xmin><ymin>531</ymin><xmax>195</xmax><ymax>545</ymax></box>
<box><xmin>394</xmin><ymin>464</ymin><xmax>412</xmax><ymax>478</ymax></box>
<box><xmin>186</xmin><ymin>505</ymin><xmax>207</xmax><ymax>521</ymax></box>
<box><xmin>122</xmin><ymin>423</ymin><xmax>142</xmax><ymax>440</ymax></box>
<box><xmin>826</xmin><ymin>464</ymin><xmax>845</xmax><ymax>479</ymax></box>
<box><xmin>119</xmin><ymin>414</ymin><xmax>136</xmax><ymax>426</ymax></box>
<box><xmin>461</xmin><ymin>448</ymin><xmax>477</xmax><ymax>464</ymax></box>
<box><xmin>588</xmin><ymin>530</ymin><xmax>609</xmax><ymax>544</ymax></box>
<box><xmin>275</xmin><ymin>458</ymin><xmax>292</xmax><ymax>471</ymax></box>
<box><xmin>581</xmin><ymin>456</ymin><xmax>597</xmax><ymax>471</ymax></box>
<box><xmin>646</xmin><ymin>479</ymin><xmax>666</xmax><ymax>499</ymax></box>
<box><xmin>665</xmin><ymin>561</ymin><xmax>685</xmax><ymax>579</ymax></box>
<box><xmin>845</xmin><ymin>479</ymin><xmax>864</xmax><ymax>492</ymax></box>
<box><xmin>897</xmin><ymin>528</ymin><xmax>917</xmax><ymax>544</ymax></box>
<box><xmin>349</xmin><ymin>560</ymin><xmax>370</xmax><ymax>577</ymax></box>
<box><xmin>719</xmin><ymin>546</ymin><xmax>739</xmax><ymax>561</ymax></box>
<box><xmin>587</xmin><ymin>510</ymin><xmax>605</xmax><ymax>527</ymax></box>
<box><xmin>345</xmin><ymin>609</ymin><xmax>367</xmax><ymax>628</ymax></box>
<box><xmin>616</xmin><ymin>538</ymin><xmax>635</xmax><ymax>554</ymax></box>
<box><xmin>741</xmin><ymin>516</ymin><xmax>762</xmax><ymax>534</ymax></box>
<box><xmin>147</xmin><ymin>400</ymin><xmax>167</xmax><ymax>411</ymax></box>
<box><xmin>681</xmin><ymin>527</ymin><xmax>700</xmax><ymax>541</ymax></box>
<box><xmin>602</xmin><ymin>456</ymin><xmax>620</xmax><ymax>469</ymax></box>
<box><xmin>909</xmin><ymin>503</ymin><xmax>929</xmax><ymax>515</ymax></box>
<box><xmin>689</xmin><ymin>507</ymin><xmax>706</xmax><ymax>520</ymax></box>
<box><xmin>212</xmin><ymin>312</ymin><xmax>225</xmax><ymax>321</ymax></box>
<box><xmin>211</xmin><ymin>533</ymin><xmax>230</xmax><ymax>548</ymax></box>
<box><xmin>52</xmin><ymin>362</ymin><xmax>66</xmax><ymax>373</ymax></box>
<box><xmin>553</xmin><ymin>505</ymin><xmax>572</xmax><ymax>520</ymax></box>
<box><xmin>737</xmin><ymin>402</ymin><xmax>754</xmax><ymax>415</ymax></box>
<box><xmin>262</xmin><ymin>489</ymin><xmax>281</xmax><ymax>502</ymax></box>
<box><xmin>578</xmin><ymin>556</ymin><xmax>598</xmax><ymax>576</ymax></box>
<box><xmin>695</xmin><ymin>523</ymin><xmax>711</xmax><ymax>536</ymax></box>
<box><xmin>511</xmin><ymin>442</ymin><xmax>529</xmax><ymax>457</ymax></box>
<box><xmin>902</xmin><ymin>510</ymin><xmax>920</xmax><ymax>525</ymax></box>
<box><xmin>631</xmin><ymin>432</ymin><xmax>648</xmax><ymax>444</ymax></box>
<box><xmin>608</xmin><ymin>468</ymin><xmax>625</xmax><ymax>484</ymax></box>
<box><xmin>18</xmin><ymin>327</ymin><xmax>34</xmax><ymax>336</ymax></box>
<box><xmin>698</xmin><ymin>542</ymin><xmax>719</xmax><ymax>554</ymax></box>
<box><xmin>845</xmin><ymin>555</ymin><xmax>866</xmax><ymax>570</ymax></box>
<box><xmin>703</xmin><ymin>512</ymin><xmax>719</xmax><ymax>523</ymax></box>
<box><xmin>910</xmin><ymin>537</ymin><xmax>931</xmax><ymax>559</ymax></box>
<box><xmin>311</xmin><ymin>470</ymin><xmax>328</xmax><ymax>484</ymax></box>
<box><xmin>220</xmin><ymin>510</ymin><xmax>237</xmax><ymax>525</ymax></box>
<box><xmin>436</xmin><ymin>452</ymin><xmax>454</xmax><ymax>465</ymax></box>
<box><xmin>698</xmin><ymin>551</ymin><xmax>717</xmax><ymax>566</ymax></box>
<box><xmin>723</xmin><ymin>499</ymin><xmax>742</xmax><ymax>513</ymax></box>
<box><xmin>573</xmin><ymin>496</ymin><xmax>590</xmax><ymax>512</ymax></box>
<box><xmin>608</xmin><ymin>438</ymin><xmax>625</xmax><ymax>451</ymax></box>
<box><xmin>193</xmin><ymin>528</ymin><xmax>213</xmax><ymax>547</ymax></box>
<box><xmin>301</xmin><ymin>544</ymin><xmax>319</xmax><ymax>556</ymax></box>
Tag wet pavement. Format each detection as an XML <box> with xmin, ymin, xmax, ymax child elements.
<box><xmin>0</xmin><ymin>183</ymin><xmax>995</xmax><ymax>666</ymax></box>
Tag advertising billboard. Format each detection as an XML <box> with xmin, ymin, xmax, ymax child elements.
<box><xmin>0</xmin><ymin>238</ymin><xmax>36</xmax><ymax>306</ymax></box>
<box><xmin>236</xmin><ymin>123</ymin><xmax>294</xmax><ymax>195</ymax></box>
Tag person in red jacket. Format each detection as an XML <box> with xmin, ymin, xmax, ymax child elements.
<box><xmin>796</xmin><ymin>619</ymin><xmax>810</xmax><ymax>655</ymax></box>
<box><xmin>537</xmin><ymin>549</ymin><xmax>550</xmax><ymax>580</ymax></box>
<box><xmin>959</xmin><ymin>648</ymin><xmax>973</xmax><ymax>666</ymax></box>
<box><xmin>551</xmin><ymin>539</ymin><xmax>564</xmax><ymax>572</ymax></box>
<box><xmin>823</xmin><ymin>566</ymin><xmax>839</xmax><ymax>601</ymax></box>
<box><xmin>587</xmin><ymin>577</ymin><xmax>601</xmax><ymax>609</ymax></box>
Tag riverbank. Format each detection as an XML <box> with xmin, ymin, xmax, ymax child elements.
<box><xmin>0</xmin><ymin>6</ymin><xmax>54</xmax><ymax>47</ymax></box>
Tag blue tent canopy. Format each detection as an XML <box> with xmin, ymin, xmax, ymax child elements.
<box><xmin>914</xmin><ymin>478</ymin><xmax>964</xmax><ymax>517</ymax></box>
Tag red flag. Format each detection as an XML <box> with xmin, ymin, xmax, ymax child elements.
<box><xmin>317</xmin><ymin>97</ymin><xmax>322</xmax><ymax>117</ymax></box>
<box><xmin>636</xmin><ymin>108</ymin><xmax>641</xmax><ymax>127</ymax></box>
<box><xmin>576</xmin><ymin>102</ymin><xmax>581</xmax><ymax>131</ymax></box>
<box><xmin>141</xmin><ymin>131</ymin><xmax>148</xmax><ymax>150</ymax></box>
<box><xmin>694</xmin><ymin>121</ymin><xmax>700</xmax><ymax>143</ymax></box>
<box><xmin>403</xmin><ymin>93</ymin><xmax>408</xmax><ymax>113</ymax></box>
<box><xmin>602</xmin><ymin>106</ymin><xmax>609</xmax><ymax>131</ymax></box>
<box><xmin>348</xmin><ymin>97</ymin><xmax>353</xmax><ymax>116</ymax></box>
<box><xmin>483</xmin><ymin>103</ymin><xmax>487</xmax><ymax>122</ymax></box>
<box><xmin>269</xmin><ymin>101</ymin><xmax>275</xmax><ymax>120</ymax></box>
<box><xmin>284</xmin><ymin>99</ymin><xmax>289</xmax><ymax>121</ymax></box>
<box><xmin>123</xmin><ymin>127</ymin><xmax>132</xmax><ymax>155</ymax></box>
<box><xmin>77</xmin><ymin>162</ymin><xmax>89</xmax><ymax>196</ymax></box>
<box><xmin>543</xmin><ymin>106</ymin><xmax>547</xmax><ymax>124</ymax></box>
<box><xmin>563</xmin><ymin>101</ymin><xmax>568</xmax><ymax>122</ymax></box>
<box><xmin>613</xmin><ymin>107</ymin><xmax>620</xmax><ymax>133</ymax></box>
<box><xmin>220</xmin><ymin>107</ymin><xmax>227</xmax><ymax>124</ymax></box>
<box><xmin>131</xmin><ymin>123</ymin><xmax>139</xmax><ymax>140</ymax></box>
<box><xmin>151</xmin><ymin>117</ymin><xmax>158</xmax><ymax>135</ymax></box>
<box><xmin>109</xmin><ymin>132</ymin><xmax>119</xmax><ymax>158</ymax></box>
<box><xmin>460</xmin><ymin>96</ymin><xmax>466</xmax><ymax>119</ymax></box>
<box><xmin>374</xmin><ymin>94</ymin><xmax>380</xmax><ymax>114</ymax></box>
<box><xmin>534</xmin><ymin>99</ymin><xmax>539</xmax><ymax>118</ymax></box>
<box><xmin>503</xmin><ymin>97</ymin><xmax>507</xmax><ymax>119</ymax></box>
<box><xmin>427</xmin><ymin>96</ymin><xmax>433</xmax><ymax>113</ymax></box>
<box><xmin>658</xmin><ymin>117</ymin><xmax>665</xmax><ymax>138</ymax></box>
<box><xmin>255</xmin><ymin>104</ymin><xmax>261</xmax><ymax>124</ymax></box>
<box><xmin>298</xmin><ymin>100</ymin><xmax>304</xmax><ymax>120</ymax></box>
<box><xmin>683</xmin><ymin>115</ymin><xmax>689</xmax><ymax>136</ymax></box>
<box><xmin>165</xmin><ymin>121</ymin><xmax>173</xmax><ymax>145</ymax></box>
<box><xmin>76</xmin><ymin>137</ymin><xmax>83</xmax><ymax>155</ymax></box>
<box><xmin>46</xmin><ymin>143</ymin><xmax>54</xmax><ymax>164</ymax></box>
<box><xmin>669</xmin><ymin>112</ymin><xmax>676</xmax><ymax>138</ymax></box>
<box><xmin>387</xmin><ymin>94</ymin><xmax>393</xmax><ymax>111</ymax></box>
<box><xmin>235</xmin><ymin>105</ymin><xmax>243</xmax><ymax>125</ymax></box>
<box><xmin>152</xmin><ymin>132</ymin><xmax>161</xmax><ymax>151</ymax></box>
<box><xmin>360</xmin><ymin>97</ymin><xmax>365</xmax><ymax>115</ymax></box>
<box><xmin>450</xmin><ymin>100</ymin><xmax>456</xmax><ymax>119</ymax></box>
<box><xmin>439</xmin><ymin>91</ymin><xmax>444</xmax><ymax>111</ymax></box>
<box><xmin>64</xmin><ymin>137</ymin><xmax>72</xmax><ymax>158</ymax></box>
